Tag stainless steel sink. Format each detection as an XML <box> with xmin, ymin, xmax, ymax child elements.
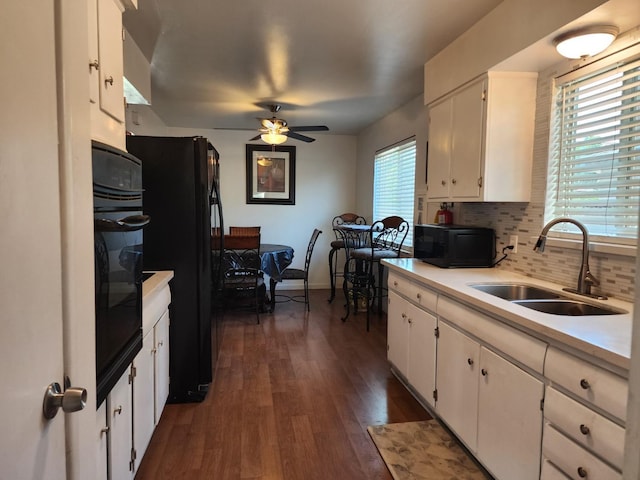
<box><xmin>470</xmin><ymin>283</ymin><xmax>627</xmax><ymax>316</ymax></box>
<box><xmin>512</xmin><ymin>299</ymin><xmax>625</xmax><ymax>316</ymax></box>
<box><xmin>471</xmin><ymin>283</ymin><xmax>565</xmax><ymax>301</ymax></box>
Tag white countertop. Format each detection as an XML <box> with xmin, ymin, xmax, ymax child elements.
<box><xmin>142</xmin><ymin>271</ymin><xmax>174</xmax><ymax>335</ymax></box>
<box><xmin>382</xmin><ymin>258</ymin><xmax>633</xmax><ymax>372</ymax></box>
<box><xmin>142</xmin><ymin>270</ymin><xmax>174</xmax><ymax>300</ymax></box>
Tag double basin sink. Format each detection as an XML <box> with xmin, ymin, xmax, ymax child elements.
<box><xmin>470</xmin><ymin>284</ymin><xmax>626</xmax><ymax>316</ymax></box>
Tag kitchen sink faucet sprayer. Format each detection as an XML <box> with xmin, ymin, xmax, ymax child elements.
<box><xmin>533</xmin><ymin>218</ymin><xmax>607</xmax><ymax>300</ymax></box>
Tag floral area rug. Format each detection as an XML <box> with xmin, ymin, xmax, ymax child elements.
<box><xmin>367</xmin><ymin>420</ymin><xmax>491</xmax><ymax>480</ymax></box>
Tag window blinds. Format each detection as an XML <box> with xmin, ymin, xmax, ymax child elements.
<box><xmin>373</xmin><ymin>138</ymin><xmax>416</xmax><ymax>247</ymax></box>
<box><xmin>547</xmin><ymin>52</ymin><xmax>640</xmax><ymax>242</ymax></box>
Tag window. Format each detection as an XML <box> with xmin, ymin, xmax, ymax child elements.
<box><xmin>546</xmin><ymin>49</ymin><xmax>640</xmax><ymax>245</ymax></box>
<box><xmin>373</xmin><ymin>137</ymin><xmax>416</xmax><ymax>247</ymax></box>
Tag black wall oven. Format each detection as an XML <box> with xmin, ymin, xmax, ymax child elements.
<box><xmin>93</xmin><ymin>141</ymin><xmax>148</xmax><ymax>407</ymax></box>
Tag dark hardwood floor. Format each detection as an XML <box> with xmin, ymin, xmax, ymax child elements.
<box><xmin>135</xmin><ymin>289</ymin><xmax>430</xmax><ymax>479</ymax></box>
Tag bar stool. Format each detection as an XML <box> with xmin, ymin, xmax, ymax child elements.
<box><xmin>350</xmin><ymin>216</ymin><xmax>409</xmax><ymax>331</ymax></box>
<box><xmin>328</xmin><ymin>213</ymin><xmax>366</xmax><ymax>303</ymax></box>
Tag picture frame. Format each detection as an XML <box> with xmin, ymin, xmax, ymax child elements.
<box><xmin>245</xmin><ymin>144</ymin><xmax>296</xmax><ymax>205</ymax></box>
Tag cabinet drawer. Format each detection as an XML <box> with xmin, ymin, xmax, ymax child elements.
<box><xmin>438</xmin><ymin>296</ymin><xmax>546</xmax><ymax>373</ymax></box>
<box><xmin>545</xmin><ymin>347</ymin><xmax>627</xmax><ymax>422</ymax></box>
<box><xmin>541</xmin><ymin>460</ymin><xmax>571</xmax><ymax>480</ymax></box>
<box><xmin>545</xmin><ymin>387</ymin><xmax>625</xmax><ymax>469</ymax></box>
<box><xmin>388</xmin><ymin>272</ymin><xmax>437</xmax><ymax>313</ymax></box>
<box><xmin>543</xmin><ymin>424</ymin><xmax>621</xmax><ymax>480</ymax></box>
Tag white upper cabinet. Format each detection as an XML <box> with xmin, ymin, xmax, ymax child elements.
<box><xmin>88</xmin><ymin>0</ymin><xmax>126</xmax><ymax>150</ymax></box>
<box><xmin>427</xmin><ymin>72</ymin><xmax>537</xmax><ymax>202</ymax></box>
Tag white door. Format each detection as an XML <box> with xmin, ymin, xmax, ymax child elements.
<box><xmin>436</xmin><ymin>321</ymin><xmax>480</xmax><ymax>452</ymax></box>
<box><xmin>387</xmin><ymin>292</ymin><xmax>409</xmax><ymax>377</ymax></box>
<box><xmin>450</xmin><ymin>79</ymin><xmax>484</xmax><ymax>199</ymax></box>
<box><xmin>406</xmin><ymin>302</ymin><xmax>437</xmax><ymax>406</ymax></box>
<box><xmin>477</xmin><ymin>346</ymin><xmax>544</xmax><ymax>480</ymax></box>
<box><xmin>0</xmin><ymin>2</ymin><xmax>67</xmax><ymax>478</ymax></box>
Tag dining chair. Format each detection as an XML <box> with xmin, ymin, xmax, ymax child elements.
<box><xmin>229</xmin><ymin>226</ymin><xmax>261</xmax><ymax>236</ymax></box>
<box><xmin>328</xmin><ymin>213</ymin><xmax>366</xmax><ymax>303</ymax></box>
<box><xmin>348</xmin><ymin>216</ymin><xmax>409</xmax><ymax>331</ymax></box>
<box><xmin>221</xmin><ymin>234</ymin><xmax>265</xmax><ymax>323</ymax></box>
<box><xmin>270</xmin><ymin>228</ymin><xmax>322</xmax><ymax>312</ymax></box>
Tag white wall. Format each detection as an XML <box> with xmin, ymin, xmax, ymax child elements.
<box><xmin>126</xmin><ymin>105</ymin><xmax>357</xmax><ymax>289</ymax></box>
<box><xmin>355</xmin><ymin>95</ymin><xmax>428</xmax><ymax>223</ymax></box>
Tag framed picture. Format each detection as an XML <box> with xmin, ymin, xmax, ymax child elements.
<box><xmin>245</xmin><ymin>144</ymin><xmax>296</xmax><ymax>205</ymax></box>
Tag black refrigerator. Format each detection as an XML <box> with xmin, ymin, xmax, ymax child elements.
<box><xmin>127</xmin><ymin>136</ymin><xmax>223</xmax><ymax>403</ymax></box>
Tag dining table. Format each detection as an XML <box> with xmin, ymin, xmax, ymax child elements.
<box><xmin>259</xmin><ymin>243</ymin><xmax>295</xmax><ymax>311</ymax></box>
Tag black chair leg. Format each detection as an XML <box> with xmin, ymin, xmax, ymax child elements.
<box><xmin>328</xmin><ymin>247</ymin><xmax>337</xmax><ymax>303</ymax></box>
<box><xmin>269</xmin><ymin>278</ymin><xmax>277</xmax><ymax>312</ymax></box>
<box><xmin>377</xmin><ymin>262</ymin><xmax>384</xmax><ymax>314</ymax></box>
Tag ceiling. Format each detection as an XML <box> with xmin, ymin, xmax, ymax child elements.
<box><xmin>123</xmin><ymin>0</ymin><xmax>504</xmax><ymax>136</ymax></box>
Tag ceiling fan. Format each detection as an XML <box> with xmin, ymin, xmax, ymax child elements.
<box><xmin>250</xmin><ymin>104</ymin><xmax>329</xmax><ymax>144</ymax></box>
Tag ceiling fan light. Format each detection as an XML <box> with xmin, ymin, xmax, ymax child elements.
<box><xmin>554</xmin><ymin>26</ymin><xmax>618</xmax><ymax>59</ymax></box>
<box><xmin>261</xmin><ymin>132</ymin><xmax>288</xmax><ymax>145</ymax></box>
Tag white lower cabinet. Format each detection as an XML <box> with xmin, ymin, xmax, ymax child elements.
<box><xmin>154</xmin><ymin>310</ymin><xmax>170</xmax><ymax>424</ymax></box>
<box><xmin>133</xmin><ymin>304</ymin><xmax>171</xmax><ymax>474</ymax></box>
<box><xmin>476</xmin><ymin>346</ymin><xmax>543</xmax><ymax>480</ymax></box>
<box><xmin>543</xmin><ymin>424</ymin><xmax>621</xmax><ymax>480</ymax></box>
<box><xmin>384</xmin><ymin>266</ymin><xmax>629</xmax><ymax>480</ymax></box>
<box><xmin>133</xmin><ymin>330</ymin><xmax>155</xmax><ymax>474</ymax></box>
<box><xmin>108</xmin><ymin>368</ymin><xmax>134</xmax><ymax>480</ymax></box>
<box><xmin>542</xmin><ymin>347</ymin><xmax>626</xmax><ymax>479</ymax></box>
<box><xmin>387</xmin><ymin>289</ymin><xmax>437</xmax><ymax>408</ymax></box>
<box><xmin>387</xmin><ymin>290</ymin><xmax>410</xmax><ymax>377</ymax></box>
<box><xmin>97</xmin><ymin>276</ymin><xmax>172</xmax><ymax>478</ymax></box>
<box><xmin>96</xmin><ymin>402</ymin><xmax>108</xmax><ymax>480</ymax></box>
<box><xmin>436</xmin><ymin>321</ymin><xmax>480</xmax><ymax>450</ymax></box>
<box><xmin>436</xmin><ymin>320</ymin><xmax>543</xmax><ymax>480</ymax></box>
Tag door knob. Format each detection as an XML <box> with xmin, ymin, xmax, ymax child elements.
<box><xmin>43</xmin><ymin>382</ymin><xmax>87</xmax><ymax>420</ymax></box>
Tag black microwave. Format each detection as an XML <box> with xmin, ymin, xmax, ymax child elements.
<box><xmin>414</xmin><ymin>224</ymin><xmax>496</xmax><ymax>268</ymax></box>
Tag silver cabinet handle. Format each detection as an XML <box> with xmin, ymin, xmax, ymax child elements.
<box><xmin>89</xmin><ymin>60</ymin><xmax>99</xmax><ymax>71</ymax></box>
<box><xmin>104</xmin><ymin>76</ymin><xmax>114</xmax><ymax>87</ymax></box>
<box><xmin>114</xmin><ymin>405</ymin><xmax>123</xmax><ymax>415</ymax></box>
<box><xmin>43</xmin><ymin>381</ymin><xmax>87</xmax><ymax>420</ymax></box>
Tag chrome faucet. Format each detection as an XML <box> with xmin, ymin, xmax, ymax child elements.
<box><xmin>534</xmin><ymin>217</ymin><xmax>606</xmax><ymax>299</ymax></box>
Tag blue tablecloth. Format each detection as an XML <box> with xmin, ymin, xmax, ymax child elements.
<box><xmin>260</xmin><ymin>243</ymin><xmax>294</xmax><ymax>282</ymax></box>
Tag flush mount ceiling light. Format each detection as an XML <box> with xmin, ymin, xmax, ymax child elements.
<box><xmin>554</xmin><ymin>25</ymin><xmax>618</xmax><ymax>59</ymax></box>
<box><xmin>260</xmin><ymin>132</ymin><xmax>288</xmax><ymax>145</ymax></box>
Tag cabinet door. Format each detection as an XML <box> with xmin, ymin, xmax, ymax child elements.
<box><xmin>97</xmin><ymin>0</ymin><xmax>124</xmax><ymax>121</ymax></box>
<box><xmin>133</xmin><ymin>332</ymin><xmax>155</xmax><ymax>473</ymax></box>
<box><xmin>387</xmin><ymin>291</ymin><xmax>409</xmax><ymax>377</ymax></box>
<box><xmin>406</xmin><ymin>301</ymin><xmax>437</xmax><ymax>407</ymax></box>
<box><xmin>88</xmin><ymin>0</ymin><xmax>99</xmax><ymax>105</ymax></box>
<box><xmin>427</xmin><ymin>99</ymin><xmax>452</xmax><ymax>199</ymax></box>
<box><xmin>436</xmin><ymin>321</ymin><xmax>480</xmax><ymax>451</ymax></box>
<box><xmin>450</xmin><ymin>79</ymin><xmax>484</xmax><ymax>199</ymax></box>
<box><xmin>477</xmin><ymin>346</ymin><xmax>543</xmax><ymax>480</ymax></box>
<box><xmin>108</xmin><ymin>368</ymin><xmax>133</xmax><ymax>480</ymax></box>
<box><xmin>155</xmin><ymin>310</ymin><xmax>170</xmax><ymax>424</ymax></box>
<box><xmin>96</xmin><ymin>402</ymin><xmax>108</xmax><ymax>480</ymax></box>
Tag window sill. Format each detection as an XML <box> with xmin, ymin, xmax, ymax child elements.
<box><xmin>539</xmin><ymin>236</ymin><xmax>636</xmax><ymax>258</ymax></box>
